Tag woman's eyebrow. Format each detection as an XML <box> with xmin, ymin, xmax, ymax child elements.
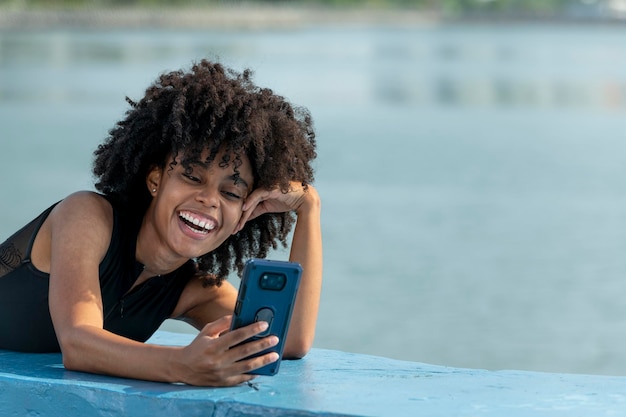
<box><xmin>186</xmin><ymin>160</ymin><xmax>251</xmax><ymax>189</ymax></box>
<box><xmin>230</xmin><ymin>174</ymin><xmax>250</xmax><ymax>190</ymax></box>
<box><xmin>188</xmin><ymin>160</ymin><xmax>209</xmax><ymax>169</ymax></box>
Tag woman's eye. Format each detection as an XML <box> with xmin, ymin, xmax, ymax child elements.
<box><xmin>183</xmin><ymin>174</ymin><xmax>201</xmax><ymax>183</ymax></box>
<box><xmin>222</xmin><ymin>191</ymin><xmax>242</xmax><ymax>200</ymax></box>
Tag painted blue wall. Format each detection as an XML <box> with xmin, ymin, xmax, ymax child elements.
<box><xmin>1</xmin><ymin>331</ymin><xmax>625</xmax><ymax>416</ymax></box>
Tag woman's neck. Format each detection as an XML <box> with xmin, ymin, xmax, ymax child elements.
<box><xmin>135</xmin><ymin>213</ymin><xmax>187</xmax><ymax>278</ymax></box>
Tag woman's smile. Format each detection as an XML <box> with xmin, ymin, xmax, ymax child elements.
<box><xmin>178</xmin><ymin>210</ymin><xmax>217</xmax><ymax>238</ymax></box>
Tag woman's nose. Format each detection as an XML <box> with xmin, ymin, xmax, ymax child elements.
<box><xmin>196</xmin><ymin>187</ymin><xmax>220</xmax><ymax>208</ymax></box>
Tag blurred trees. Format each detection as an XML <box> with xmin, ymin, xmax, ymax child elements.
<box><xmin>0</xmin><ymin>0</ymin><xmax>605</xmax><ymax>18</ymax></box>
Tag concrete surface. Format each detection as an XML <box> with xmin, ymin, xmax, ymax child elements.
<box><xmin>1</xmin><ymin>331</ymin><xmax>625</xmax><ymax>416</ymax></box>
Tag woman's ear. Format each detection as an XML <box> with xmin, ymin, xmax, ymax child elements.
<box><xmin>146</xmin><ymin>166</ymin><xmax>162</xmax><ymax>196</ymax></box>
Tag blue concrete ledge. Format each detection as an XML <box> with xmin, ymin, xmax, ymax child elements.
<box><xmin>1</xmin><ymin>331</ymin><xmax>626</xmax><ymax>417</ymax></box>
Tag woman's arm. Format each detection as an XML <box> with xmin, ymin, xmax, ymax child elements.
<box><xmin>46</xmin><ymin>192</ymin><xmax>277</xmax><ymax>386</ymax></box>
<box><xmin>236</xmin><ymin>184</ymin><xmax>323</xmax><ymax>358</ymax></box>
<box><xmin>284</xmin><ymin>187</ymin><xmax>322</xmax><ymax>358</ymax></box>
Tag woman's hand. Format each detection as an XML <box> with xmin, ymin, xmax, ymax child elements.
<box><xmin>172</xmin><ymin>315</ymin><xmax>279</xmax><ymax>386</ymax></box>
<box><xmin>173</xmin><ymin>315</ymin><xmax>279</xmax><ymax>386</ymax></box>
<box><xmin>235</xmin><ymin>181</ymin><xmax>315</xmax><ymax>233</ymax></box>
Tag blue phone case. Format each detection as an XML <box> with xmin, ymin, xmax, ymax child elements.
<box><xmin>231</xmin><ymin>258</ymin><xmax>302</xmax><ymax>376</ymax></box>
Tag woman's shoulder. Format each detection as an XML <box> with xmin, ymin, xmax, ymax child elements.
<box><xmin>30</xmin><ymin>192</ymin><xmax>116</xmax><ymax>269</ymax></box>
<box><xmin>57</xmin><ymin>191</ymin><xmax>112</xmax><ymax>211</ymax></box>
<box><xmin>50</xmin><ymin>191</ymin><xmax>115</xmax><ymax>231</ymax></box>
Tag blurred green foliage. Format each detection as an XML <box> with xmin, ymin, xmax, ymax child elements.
<box><xmin>0</xmin><ymin>0</ymin><xmax>599</xmax><ymax>17</ymax></box>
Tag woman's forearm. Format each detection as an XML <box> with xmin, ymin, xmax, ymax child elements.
<box><xmin>60</xmin><ymin>325</ymin><xmax>182</xmax><ymax>383</ymax></box>
<box><xmin>59</xmin><ymin>316</ymin><xmax>279</xmax><ymax>386</ymax></box>
<box><xmin>285</xmin><ymin>186</ymin><xmax>323</xmax><ymax>358</ymax></box>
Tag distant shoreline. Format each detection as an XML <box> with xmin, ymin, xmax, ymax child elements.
<box><xmin>1</xmin><ymin>6</ymin><xmax>624</xmax><ymax>30</ymax></box>
<box><xmin>0</xmin><ymin>6</ymin><xmax>442</xmax><ymax>30</ymax></box>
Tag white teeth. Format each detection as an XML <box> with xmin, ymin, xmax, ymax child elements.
<box><xmin>180</xmin><ymin>212</ymin><xmax>215</xmax><ymax>231</ymax></box>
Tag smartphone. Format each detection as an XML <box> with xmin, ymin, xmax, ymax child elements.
<box><xmin>230</xmin><ymin>258</ymin><xmax>302</xmax><ymax>376</ymax></box>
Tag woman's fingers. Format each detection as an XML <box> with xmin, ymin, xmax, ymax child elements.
<box><xmin>198</xmin><ymin>314</ymin><xmax>233</xmax><ymax>338</ymax></box>
<box><xmin>224</xmin><ymin>335</ymin><xmax>280</xmax><ymax>374</ymax></box>
<box><xmin>221</xmin><ymin>325</ymin><xmax>280</xmax><ymax>366</ymax></box>
<box><xmin>179</xmin><ymin>318</ymin><xmax>280</xmax><ymax>386</ymax></box>
<box><xmin>235</xmin><ymin>182</ymin><xmax>310</xmax><ymax>234</ymax></box>
<box><xmin>235</xmin><ymin>191</ymin><xmax>265</xmax><ymax>233</ymax></box>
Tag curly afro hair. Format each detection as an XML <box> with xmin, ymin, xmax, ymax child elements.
<box><xmin>93</xmin><ymin>59</ymin><xmax>317</xmax><ymax>285</ymax></box>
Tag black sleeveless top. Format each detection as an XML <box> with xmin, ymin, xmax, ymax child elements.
<box><xmin>0</xmin><ymin>197</ymin><xmax>194</xmax><ymax>353</ymax></box>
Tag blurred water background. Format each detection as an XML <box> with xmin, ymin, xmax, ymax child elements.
<box><xmin>2</xmin><ymin>2</ymin><xmax>626</xmax><ymax>376</ymax></box>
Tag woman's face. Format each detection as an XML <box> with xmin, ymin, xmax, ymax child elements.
<box><xmin>146</xmin><ymin>148</ymin><xmax>254</xmax><ymax>260</ymax></box>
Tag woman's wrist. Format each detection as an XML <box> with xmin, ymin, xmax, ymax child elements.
<box><xmin>165</xmin><ymin>345</ymin><xmax>186</xmax><ymax>384</ymax></box>
<box><xmin>296</xmin><ymin>186</ymin><xmax>321</xmax><ymax>217</ymax></box>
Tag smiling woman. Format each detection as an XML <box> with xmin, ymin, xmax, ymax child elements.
<box><xmin>0</xmin><ymin>60</ymin><xmax>322</xmax><ymax>387</ymax></box>
<box><xmin>142</xmin><ymin>148</ymin><xmax>255</xmax><ymax>266</ymax></box>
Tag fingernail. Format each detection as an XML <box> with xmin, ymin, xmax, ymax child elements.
<box><xmin>269</xmin><ymin>352</ymin><xmax>279</xmax><ymax>362</ymax></box>
<box><xmin>259</xmin><ymin>321</ymin><xmax>269</xmax><ymax>331</ymax></box>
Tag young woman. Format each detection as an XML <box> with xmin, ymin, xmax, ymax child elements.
<box><xmin>0</xmin><ymin>60</ymin><xmax>322</xmax><ymax>387</ymax></box>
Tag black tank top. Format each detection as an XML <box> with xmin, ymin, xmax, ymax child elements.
<box><xmin>0</xmin><ymin>197</ymin><xmax>193</xmax><ymax>352</ymax></box>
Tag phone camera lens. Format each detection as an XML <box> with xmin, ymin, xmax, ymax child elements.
<box><xmin>260</xmin><ymin>273</ymin><xmax>286</xmax><ymax>291</ymax></box>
